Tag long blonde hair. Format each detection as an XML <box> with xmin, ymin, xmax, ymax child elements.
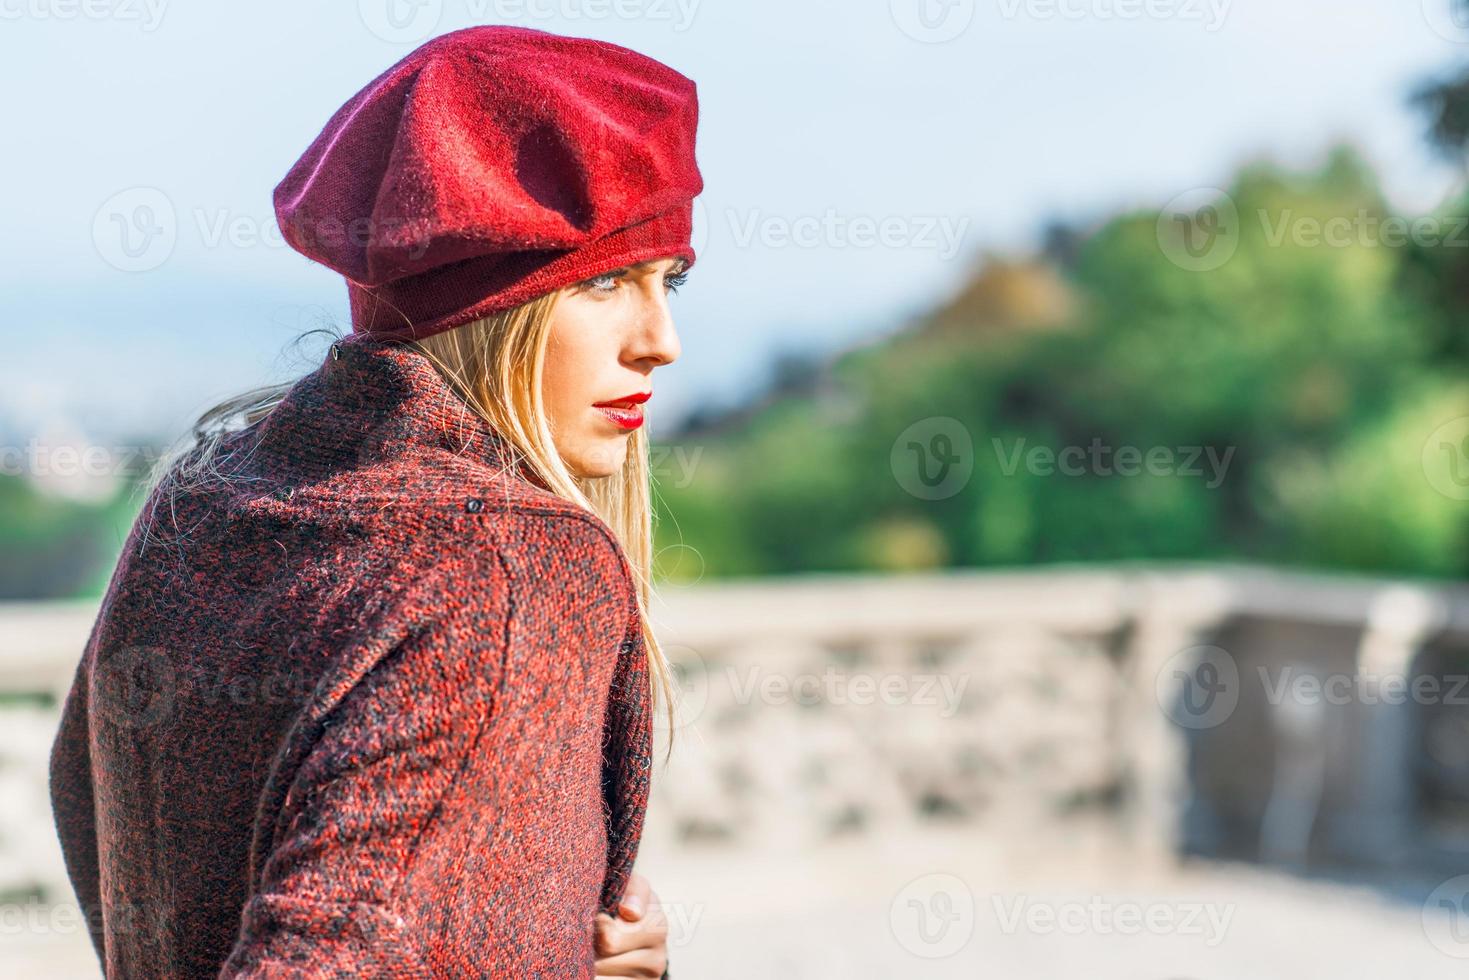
<box><xmin>139</xmin><ymin>295</ymin><xmax>677</xmax><ymax>758</ymax></box>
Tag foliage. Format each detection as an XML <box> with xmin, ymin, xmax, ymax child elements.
<box><xmin>5</xmin><ymin>148</ymin><xmax>1465</xmax><ymax>597</ymax></box>
<box><xmin>655</xmin><ymin>146</ymin><xmax>1468</xmax><ymax>580</ymax></box>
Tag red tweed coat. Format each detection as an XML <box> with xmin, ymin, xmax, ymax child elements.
<box><xmin>48</xmin><ymin>333</ymin><xmax>659</xmax><ymax>977</ymax></box>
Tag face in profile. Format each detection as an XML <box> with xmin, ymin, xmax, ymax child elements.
<box><xmin>542</xmin><ymin>257</ymin><xmax>687</xmax><ymax>478</ymax></box>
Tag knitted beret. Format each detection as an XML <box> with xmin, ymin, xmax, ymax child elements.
<box><xmin>273</xmin><ymin>25</ymin><xmax>703</xmax><ymax>340</ymax></box>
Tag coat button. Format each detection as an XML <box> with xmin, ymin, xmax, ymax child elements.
<box><xmin>465</xmin><ymin>497</ymin><xmax>484</xmax><ymax>513</ymax></box>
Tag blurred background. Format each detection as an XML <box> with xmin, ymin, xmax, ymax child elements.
<box><xmin>4</xmin><ymin>1</ymin><xmax>1469</xmax><ymax>976</ymax></box>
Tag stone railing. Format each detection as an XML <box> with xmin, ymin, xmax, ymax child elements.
<box><xmin>7</xmin><ymin>563</ymin><xmax>1469</xmax><ymax>907</ymax></box>
<box><xmin>635</xmin><ymin>564</ymin><xmax>1469</xmax><ymax>872</ymax></box>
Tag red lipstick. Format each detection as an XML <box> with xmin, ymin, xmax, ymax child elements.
<box><xmin>593</xmin><ymin>390</ymin><xmax>650</xmax><ymax>431</ymax></box>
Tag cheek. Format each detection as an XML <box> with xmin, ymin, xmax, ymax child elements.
<box><xmin>544</xmin><ymin>300</ymin><xmax>613</xmax><ymax>422</ymax></box>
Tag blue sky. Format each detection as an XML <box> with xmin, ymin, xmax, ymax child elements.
<box><xmin>3</xmin><ymin>0</ymin><xmax>1465</xmax><ymax>444</ymax></box>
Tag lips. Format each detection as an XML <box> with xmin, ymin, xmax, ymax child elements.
<box><xmin>593</xmin><ymin>391</ymin><xmax>651</xmax><ymax>410</ymax></box>
<box><xmin>593</xmin><ymin>390</ymin><xmax>650</xmax><ymax>431</ymax></box>
<box><xmin>595</xmin><ymin>404</ymin><xmax>644</xmax><ymax>431</ymax></box>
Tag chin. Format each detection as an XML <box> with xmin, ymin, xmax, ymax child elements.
<box><xmin>567</xmin><ymin>440</ymin><xmax>627</xmax><ymax>479</ymax></box>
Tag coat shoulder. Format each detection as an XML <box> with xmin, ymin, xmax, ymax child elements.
<box><xmin>358</xmin><ymin>449</ymin><xmax>638</xmax><ymax>604</ymax></box>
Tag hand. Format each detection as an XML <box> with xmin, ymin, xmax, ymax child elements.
<box><xmin>593</xmin><ymin>871</ymin><xmax>669</xmax><ymax>978</ymax></box>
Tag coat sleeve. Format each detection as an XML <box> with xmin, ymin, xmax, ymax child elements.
<box><xmin>219</xmin><ymin>553</ymin><xmax>518</xmax><ymax>978</ymax></box>
<box><xmin>220</xmin><ymin>510</ymin><xmax>646</xmax><ymax>978</ymax></box>
<box><xmin>47</xmin><ymin>650</ymin><xmax>107</xmax><ymax>967</ymax></box>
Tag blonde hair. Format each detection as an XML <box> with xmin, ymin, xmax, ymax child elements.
<box><xmin>139</xmin><ymin>296</ymin><xmax>677</xmax><ymax>759</ymax></box>
<box><xmin>409</xmin><ymin>293</ymin><xmax>677</xmax><ymax>758</ymax></box>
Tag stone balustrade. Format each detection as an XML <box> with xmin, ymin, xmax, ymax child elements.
<box><xmin>6</xmin><ymin>563</ymin><xmax>1469</xmax><ymax>911</ymax></box>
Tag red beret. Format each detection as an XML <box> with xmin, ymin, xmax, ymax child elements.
<box><xmin>273</xmin><ymin>25</ymin><xmax>703</xmax><ymax>340</ymax></box>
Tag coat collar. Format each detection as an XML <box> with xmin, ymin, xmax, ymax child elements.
<box><xmin>252</xmin><ymin>331</ymin><xmax>526</xmax><ymax>482</ymax></box>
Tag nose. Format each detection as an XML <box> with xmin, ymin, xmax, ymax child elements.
<box><xmin>629</xmin><ymin>278</ymin><xmax>681</xmax><ymax>368</ymax></box>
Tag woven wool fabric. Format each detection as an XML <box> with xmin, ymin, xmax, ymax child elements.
<box><xmin>48</xmin><ymin>333</ymin><xmax>659</xmax><ymax>978</ymax></box>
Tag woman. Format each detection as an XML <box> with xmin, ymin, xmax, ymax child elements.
<box><xmin>47</xmin><ymin>24</ymin><xmax>701</xmax><ymax>978</ymax></box>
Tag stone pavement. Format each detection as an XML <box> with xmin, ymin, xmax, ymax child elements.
<box><xmin>634</xmin><ymin>821</ymin><xmax>1463</xmax><ymax>979</ymax></box>
<box><xmin>7</xmin><ymin>822</ymin><xmax>1461</xmax><ymax>977</ymax></box>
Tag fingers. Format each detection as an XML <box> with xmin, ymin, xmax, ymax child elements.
<box><xmin>593</xmin><ymin>904</ymin><xmax>668</xmax><ymax>959</ymax></box>
<box><xmin>617</xmin><ymin>870</ymin><xmax>655</xmax><ymax>921</ymax></box>
<box><xmin>593</xmin><ymin>944</ymin><xmax>667</xmax><ymax>978</ymax></box>
<box><xmin>595</xmin><ymin>870</ymin><xmax>670</xmax><ymax>978</ymax></box>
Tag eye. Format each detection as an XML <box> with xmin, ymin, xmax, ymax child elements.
<box><xmin>582</xmin><ymin>269</ymin><xmax>626</xmax><ymax>294</ymax></box>
<box><xmin>577</xmin><ymin>265</ymin><xmax>689</xmax><ymax>297</ymax></box>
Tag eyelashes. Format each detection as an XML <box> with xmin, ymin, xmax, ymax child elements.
<box><xmin>581</xmin><ymin>267</ymin><xmax>689</xmax><ymax>295</ymax></box>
